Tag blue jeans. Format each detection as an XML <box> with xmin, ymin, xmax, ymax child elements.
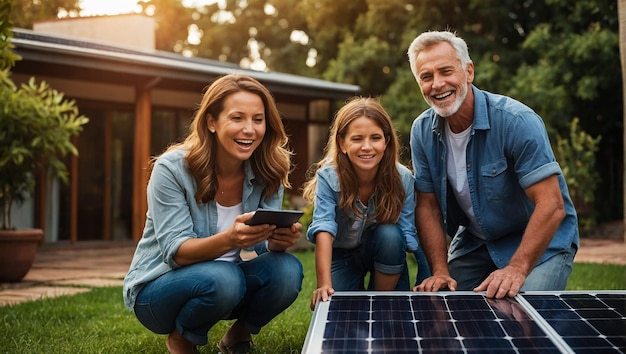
<box><xmin>412</xmin><ymin>247</ymin><xmax>432</xmax><ymax>285</ymax></box>
<box><xmin>448</xmin><ymin>243</ymin><xmax>576</xmax><ymax>291</ymax></box>
<box><xmin>331</xmin><ymin>224</ymin><xmax>409</xmax><ymax>291</ymax></box>
<box><xmin>133</xmin><ymin>252</ymin><xmax>303</xmax><ymax>346</ymax></box>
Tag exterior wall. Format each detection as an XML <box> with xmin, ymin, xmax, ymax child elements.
<box><xmin>33</xmin><ymin>14</ymin><xmax>155</xmax><ymax>50</ymax></box>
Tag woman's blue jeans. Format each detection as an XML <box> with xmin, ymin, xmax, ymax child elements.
<box><xmin>331</xmin><ymin>224</ymin><xmax>409</xmax><ymax>291</ymax></box>
<box><xmin>133</xmin><ymin>251</ymin><xmax>303</xmax><ymax>346</ymax></box>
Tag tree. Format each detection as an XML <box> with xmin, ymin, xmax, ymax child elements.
<box><xmin>138</xmin><ymin>0</ymin><xmax>195</xmax><ymax>56</ymax></box>
<box><xmin>9</xmin><ymin>0</ymin><xmax>623</xmax><ymax>230</ymax></box>
<box><xmin>9</xmin><ymin>0</ymin><xmax>80</xmax><ymax>29</ymax></box>
<box><xmin>505</xmin><ymin>1</ymin><xmax>620</xmax><ymax>223</ymax></box>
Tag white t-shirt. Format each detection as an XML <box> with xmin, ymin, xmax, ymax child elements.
<box><xmin>445</xmin><ymin>121</ymin><xmax>482</xmax><ymax>237</ymax></box>
<box><xmin>215</xmin><ymin>202</ymin><xmax>243</xmax><ymax>262</ymax></box>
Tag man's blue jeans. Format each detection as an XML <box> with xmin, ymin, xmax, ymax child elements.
<box><xmin>133</xmin><ymin>251</ymin><xmax>303</xmax><ymax>346</ymax></box>
<box><xmin>331</xmin><ymin>224</ymin><xmax>409</xmax><ymax>291</ymax></box>
<box><xmin>449</xmin><ymin>243</ymin><xmax>576</xmax><ymax>291</ymax></box>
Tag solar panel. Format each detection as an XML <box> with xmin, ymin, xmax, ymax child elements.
<box><xmin>522</xmin><ymin>292</ymin><xmax>626</xmax><ymax>353</ymax></box>
<box><xmin>302</xmin><ymin>291</ymin><xmax>626</xmax><ymax>354</ymax></box>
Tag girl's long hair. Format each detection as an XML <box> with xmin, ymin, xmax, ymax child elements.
<box><xmin>302</xmin><ymin>97</ymin><xmax>404</xmax><ymax>223</ymax></box>
<box><xmin>150</xmin><ymin>74</ymin><xmax>292</xmax><ymax>204</ymax></box>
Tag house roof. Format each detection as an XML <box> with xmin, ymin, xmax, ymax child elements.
<box><xmin>10</xmin><ymin>28</ymin><xmax>360</xmax><ymax>99</ymax></box>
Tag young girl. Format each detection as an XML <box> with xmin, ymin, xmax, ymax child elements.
<box><xmin>123</xmin><ymin>74</ymin><xmax>303</xmax><ymax>354</ymax></box>
<box><xmin>303</xmin><ymin>97</ymin><xmax>428</xmax><ymax>310</ymax></box>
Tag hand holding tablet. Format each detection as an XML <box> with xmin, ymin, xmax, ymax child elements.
<box><xmin>245</xmin><ymin>209</ymin><xmax>304</xmax><ymax>228</ymax></box>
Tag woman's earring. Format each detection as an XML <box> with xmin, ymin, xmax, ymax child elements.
<box><xmin>209</xmin><ymin>129</ymin><xmax>215</xmax><ymax>133</ymax></box>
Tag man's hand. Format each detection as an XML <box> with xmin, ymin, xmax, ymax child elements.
<box><xmin>474</xmin><ymin>265</ymin><xmax>526</xmax><ymax>298</ymax></box>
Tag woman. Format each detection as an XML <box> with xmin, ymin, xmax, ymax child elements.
<box><xmin>303</xmin><ymin>97</ymin><xmax>429</xmax><ymax>311</ymax></box>
<box><xmin>123</xmin><ymin>74</ymin><xmax>303</xmax><ymax>354</ymax></box>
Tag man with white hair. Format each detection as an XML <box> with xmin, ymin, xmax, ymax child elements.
<box><xmin>407</xmin><ymin>30</ymin><xmax>579</xmax><ymax>299</ymax></box>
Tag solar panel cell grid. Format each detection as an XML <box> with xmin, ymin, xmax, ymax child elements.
<box><xmin>302</xmin><ymin>291</ymin><xmax>626</xmax><ymax>354</ymax></box>
<box><xmin>524</xmin><ymin>293</ymin><xmax>626</xmax><ymax>353</ymax></box>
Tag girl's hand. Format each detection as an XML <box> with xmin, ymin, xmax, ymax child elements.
<box><xmin>311</xmin><ymin>285</ymin><xmax>335</xmax><ymax>311</ymax></box>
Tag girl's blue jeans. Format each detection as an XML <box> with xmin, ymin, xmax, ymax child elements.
<box><xmin>331</xmin><ymin>224</ymin><xmax>410</xmax><ymax>291</ymax></box>
<box><xmin>133</xmin><ymin>251</ymin><xmax>303</xmax><ymax>346</ymax></box>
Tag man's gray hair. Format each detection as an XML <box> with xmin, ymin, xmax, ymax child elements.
<box><xmin>407</xmin><ymin>31</ymin><xmax>473</xmax><ymax>83</ymax></box>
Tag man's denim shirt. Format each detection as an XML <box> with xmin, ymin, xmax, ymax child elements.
<box><xmin>123</xmin><ymin>149</ymin><xmax>282</xmax><ymax>310</ymax></box>
<box><xmin>306</xmin><ymin>163</ymin><xmax>419</xmax><ymax>252</ymax></box>
<box><xmin>410</xmin><ymin>85</ymin><xmax>579</xmax><ymax>268</ymax></box>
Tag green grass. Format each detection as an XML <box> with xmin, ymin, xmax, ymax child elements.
<box><xmin>0</xmin><ymin>252</ymin><xmax>624</xmax><ymax>353</ymax></box>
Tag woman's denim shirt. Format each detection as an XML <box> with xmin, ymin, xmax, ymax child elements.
<box><xmin>410</xmin><ymin>85</ymin><xmax>579</xmax><ymax>268</ymax></box>
<box><xmin>123</xmin><ymin>149</ymin><xmax>282</xmax><ymax>310</ymax></box>
<box><xmin>306</xmin><ymin>163</ymin><xmax>419</xmax><ymax>251</ymax></box>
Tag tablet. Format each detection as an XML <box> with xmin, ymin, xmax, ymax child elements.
<box><xmin>245</xmin><ymin>209</ymin><xmax>304</xmax><ymax>228</ymax></box>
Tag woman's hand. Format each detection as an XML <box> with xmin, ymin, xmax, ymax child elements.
<box><xmin>268</xmin><ymin>222</ymin><xmax>303</xmax><ymax>252</ymax></box>
<box><xmin>173</xmin><ymin>212</ymin><xmax>274</xmax><ymax>265</ymax></box>
<box><xmin>228</xmin><ymin>212</ymin><xmax>276</xmax><ymax>249</ymax></box>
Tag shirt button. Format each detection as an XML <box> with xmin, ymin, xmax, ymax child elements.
<box><xmin>492</xmin><ymin>169</ymin><xmax>497</xmax><ymax>175</ymax></box>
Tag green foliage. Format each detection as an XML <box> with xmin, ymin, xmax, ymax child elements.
<box><xmin>138</xmin><ymin>0</ymin><xmax>195</xmax><ymax>56</ymax></box>
<box><xmin>0</xmin><ymin>255</ymin><xmax>623</xmax><ymax>353</ymax></box>
<box><xmin>8</xmin><ymin>0</ymin><xmax>80</xmax><ymax>29</ymax></box>
<box><xmin>298</xmin><ymin>202</ymin><xmax>314</xmax><ymax>233</ymax></box>
<box><xmin>0</xmin><ymin>70</ymin><xmax>89</xmax><ymax>230</ymax></box>
<box><xmin>0</xmin><ymin>1</ymin><xmax>88</xmax><ymax>230</ymax></box>
<box><xmin>0</xmin><ymin>0</ymin><xmax>19</xmax><ymax>70</ymax></box>
<box><xmin>8</xmin><ymin>0</ymin><xmax>622</xmax><ymax>224</ymax></box>
<box><xmin>554</xmin><ymin>118</ymin><xmax>601</xmax><ymax>235</ymax></box>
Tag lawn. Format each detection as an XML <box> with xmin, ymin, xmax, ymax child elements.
<box><xmin>0</xmin><ymin>251</ymin><xmax>624</xmax><ymax>353</ymax></box>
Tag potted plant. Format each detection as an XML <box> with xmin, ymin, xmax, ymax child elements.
<box><xmin>0</xmin><ymin>4</ymin><xmax>88</xmax><ymax>282</ymax></box>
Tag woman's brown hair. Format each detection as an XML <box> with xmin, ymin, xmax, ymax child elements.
<box><xmin>302</xmin><ymin>97</ymin><xmax>405</xmax><ymax>223</ymax></box>
<box><xmin>151</xmin><ymin>74</ymin><xmax>292</xmax><ymax>204</ymax></box>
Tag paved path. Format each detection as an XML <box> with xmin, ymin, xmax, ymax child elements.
<box><xmin>0</xmin><ymin>238</ymin><xmax>624</xmax><ymax>307</ymax></box>
<box><xmin>0</xmin><ymin>245</ymin><xmax>135</xmax><ymax>306</ymax></box>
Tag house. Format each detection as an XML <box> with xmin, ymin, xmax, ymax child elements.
<box><xmin>9</xmin><ymin>14</ymin><xmax>360</xmax><ymax>245</ymax></box>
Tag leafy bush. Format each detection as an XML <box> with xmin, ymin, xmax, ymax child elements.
<box><xmin>554</xmin><ymin>117</ymin><xmax>601</xmax><ymax>235</ymax></box>
<box><xmin>0</xmin><ymin>3</ymin><xmax>88</xmax><ymax>229</ymax></box>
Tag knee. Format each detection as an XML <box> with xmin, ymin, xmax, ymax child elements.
<box><xmin>372</xmin><ymin>224</ymin><xmax>405</xmax><ymax>248</ymax></box>
<box><xmin>195</xmin><ymin>262</ymin><xmax>246</xmax><ymax>301</ymax></box>
<box><xmin>265</xmin><ymin>252</ymin><xmax>304</xmax><ymax>293</ymax></box>
<box><xmin>273</xmin><ymin>252</ymin><xmax>304</xmax><ymax>283</ymax></box>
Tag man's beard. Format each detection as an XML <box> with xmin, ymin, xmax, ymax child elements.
<box><xmin>426</xmin><ymin>83</ymin><xmax>467</xmax><ymax>117</ymax></box>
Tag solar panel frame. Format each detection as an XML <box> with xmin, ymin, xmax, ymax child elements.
<box><xmin>302</xmin><ymin>291</ymin><xmax>626</xmax><ymax>354</ymax></box>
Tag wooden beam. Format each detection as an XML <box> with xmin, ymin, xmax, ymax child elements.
<box><xmin>102</xmin><ymin>111</ymin><xmax>112</xmax><ymax>241</ymax></box>
<box><xmin>132</xmin><ymin>88</ymin><xmax>151</xmax><ymax>241</ymax></box>
<box><xmin>70</xmin><ymin>137</ymin><xmax>78</xmax><ymax>244</ymax></box>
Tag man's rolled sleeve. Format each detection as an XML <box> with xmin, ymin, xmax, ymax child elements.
<box><xmin>518</xmin><ymin>162</ymin><xmax>562</xmax><ymax>190</ymax></box>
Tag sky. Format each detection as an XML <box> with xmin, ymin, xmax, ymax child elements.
<box><xmin>79</xmin><ymin>0</ymin><xmax>216</xmax><ymax>16</ymax></box>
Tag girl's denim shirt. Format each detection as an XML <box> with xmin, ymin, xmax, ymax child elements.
<box><xmin>123</xmin><ymin>149</ymin><xmax>282</xmax><ymax>310</ymax></box>
<box><xmin>306</xmin><ymin>163</ymin><xmax>418</xmax><ymax>251</ymax></box>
